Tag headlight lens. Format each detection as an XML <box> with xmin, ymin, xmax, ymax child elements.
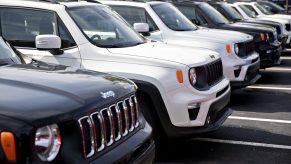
<box><xmin>35</xmin><ymin>124</ymin><xmax>61</xmax><ymax>162</ymax></box>
<box><xmin>234</xmin><ymin>44</ymin><xmax>239</xmax><ymax>55</ymax></box>
<box><xmin>189</xmin><ymin>68</ymin><xmax>197</xmax><ymax>86</ymax></box>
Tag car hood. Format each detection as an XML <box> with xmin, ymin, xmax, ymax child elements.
<box><xmin>107</xmin><ymin>42</ymin><xmax>220</xmax><ymax>68</ymax></box>
<box><xmin>257</xmin><ymin>17</ymin><xmax>289</xmax><ymax>24</ymax></box>
<box><xmin>0</xmin><ymin>61</ymin><xmax>135</xmax><ymax>126</ymax></box>
<box><xmin>224</xmin><ymin>22</ymin><xmax>275</xmax><ymax>33</ymax></box>
<box><xmin>266</xmin><ymin>14</ymin><xmax>291</xmax><ymax>20</ymax></box>
<box><xmin>168</xmin><ymin>27</ymin><xmax>253</xmax><ymax>44</ymax></box>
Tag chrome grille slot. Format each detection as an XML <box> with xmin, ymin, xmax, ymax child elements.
<box><xmin>117</xmin><ymin>101</ymin><xmax>129</xmax><ymax>136</ymax></box>
<box><xmin>78</xmin><ymin>116</ymin><xmax>95</xmax><ymax>158</ymax></box>
<box><xmin>78</xmin><ymin>95</ymin><xmax>139</xmax><ymax>159</ymax></box>
<box><xmin>110</xmin><ymin>105</ymin><xmax>122</xmax><ymax>141</ymax></box>
<box><xmin>125</xmin><ymin>98</ymin><xmax>134</xmax><ymax>132</ymax></box>
<box><xmin>131</xmin><ymin>96</ymin><xmax>139</xmax><ymax>127</ymax></box>
<box><xmin>90</xmin><ymin>112</ymin><xmax>105</xmax><ymax>152</ymax></box>
<box><xmin>101</xmin><ymin>109</ymin><xmax>114</xmax><ymax>146</ymax></box>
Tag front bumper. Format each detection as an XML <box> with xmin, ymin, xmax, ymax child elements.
<box><xmin>91</xmin><ymin>121</ymin><xmax>155</xmax><ymax>164</ymax></box>
<box><xmin>163</xmin><ymin>83</ymin><xmax>232</xmax><ymax>138</ymax></box>
<box><xmin>257</xmin><ymin>43</ymin><xmax>282</xmax><ymax>68</ymax></box>
<box><xmin>231</xmin><ymin>59</ymin><xmax>261</xmax><ymax>88</ymax></box>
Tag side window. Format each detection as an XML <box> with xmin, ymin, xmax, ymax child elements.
<box><xmin>176</xmin><ymin>6</ymin><xmax>197</xmax><ymax>23</ymax></box>
<box><xmin>196</xmin><ymin>12</ymin><xmax>208</xmax><ymax>26</ymax></box>
<box><xmin>242</xmin><ymin>5</ymin><xmax>259</xmax><ymax>16</ymax></box>
<box><xmin>0</xmin><ymin>8</ymin><xmax>57</xmax><ymax>48</ymax></box>
<box><xmin>58</xmin><ymin>18</ymin><xmax>77</xmax><ymax>48</ymax></box>
<box><xmin>217</xmin><ymin>7</ymin><xmax>228</xmax><ymax>18</ymax></box>
<box><xmin>0</xmin><ymin>8</ymin><xmax>76</xmax><ymax>49</ymax></box>
<box><xmin>111</xmin><ymin>6</ymin><xmax>158</xmax><ymax>32</ymax></box>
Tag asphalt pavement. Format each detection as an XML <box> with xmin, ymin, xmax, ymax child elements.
<box><xmin>155</xmin><ymin>51</ymin><xmax>291</xmax><ymax>164</ymax></box>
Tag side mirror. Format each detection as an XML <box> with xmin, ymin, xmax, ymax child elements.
<box><xmin>35</xmin><ymin>35</ymin><xmax>63</xmax><ymax>55</ymax></box>
<box><xmin>133</xmin><ymin>23</ymin><xmax>150</xmax><ymax>36</ymax></box>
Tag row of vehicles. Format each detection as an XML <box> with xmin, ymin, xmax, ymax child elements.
<box><xmin>0</xmin><ymin>0</ymin><xmax>289</xmax><ymax>163</ymax></box>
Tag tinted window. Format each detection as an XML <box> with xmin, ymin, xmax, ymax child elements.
<box><xmin>220</xmin><ymin>4</ymin><xmax>243</xmax><ymax>21</ymax></box>
<box><xmin>0</xmin><ymin>37</ymin><xmax>22</xmax><ymax>65</ymax></box>
<box><xmin>239</xmin><ymin>5</ymin><xmax>257</xmax><ymax>18</ymax></box>
<box><xmin>0</xmin><ymin>8</ymin><xmax>76</xmax><ymax>49</ymax></box>
<box><xmin>255</xmin><ymin>4</ymin><xmax>273</xmax><ymax>15</ymax></box>
<box><xmin>68</xmin><ymin>5</ymin><xmax>144</xmax><ymax>48</ymax></box>
<box><xmin>151</xmin><ymin>3</ymin><xmax>198</xmax><ymax>31</ymax></box>
<box><xmin>241</xmin><ymin>5</ymin><xmax>259</xmax><ymax>16</ymax></box>
<box><xmin>111</xmin><ymin>6</ymin><xmax>158</xmax><ymax>32</ymax></box>
<box><xmin>198</xmin><ymin>3</ymin><xmax>229</xmax><ymax>24</ymax></box>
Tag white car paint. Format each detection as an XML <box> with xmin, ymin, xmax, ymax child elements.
<box><xmin>230</xmin><ymin>2</ymin><xmax>291</xmax><ymax>44</ymax></box>
<box><xmin>102</xmin><ymin>1</ymin><xmax>260</xmax><ymax>83</ymax></box>
<box><xmin>0</xmin><ymin>0</ymin><xmax>230</xmax><ymax>128</ymax></box>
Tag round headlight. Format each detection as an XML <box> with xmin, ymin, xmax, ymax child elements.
<box><xmin>234</xmin><ymin>44</ymin><xmax>239</xmax><ymax>55</ymax></box>
<box><xmin>35</xmin><ymin>124</ymin><xmax>61</xmax><ymax>162</ymax></box>
<box><xmin>189</xmin><ymin>68</ymin><xmax>197</xmax><ymax>85</ymax></box>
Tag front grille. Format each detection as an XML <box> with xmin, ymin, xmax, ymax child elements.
<box><xmin>237</xmin><ymin>41</ymin><xmax>255</xmax><ymax>58</ymax></box>
<box><xmin>193</xmin><ymin>59</ymin><xmax>223</xmax><ymax>90</ymax></box>
<box><xmin>285</xmin><ymin>24</ymin><xmax>290</xmax><ymax>31</ymax></box>
<box><xmin>78</xmin><ymin>95</ymin><xmax>139</xmax><ymax>158</ymax></box>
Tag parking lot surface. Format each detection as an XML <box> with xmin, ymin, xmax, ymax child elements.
<box><xmin>155</xmin><ymin>52</ymin><xmax>291</xmax><ymax>164</ymax></box>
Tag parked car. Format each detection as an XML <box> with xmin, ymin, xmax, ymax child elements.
<box><xmin>229</xmin><ymin>3</ymin><xmax>291</xmax><ymax>47</ymax></box>
<box><xmin>104</xmin><ymin>0</ymin><xmax>260</xmax><ymax>88</ymax></box>
<box><xmin>0</xmin><ymin>36</ymin><xmax>154</xmax><ymax>163</ymax></box>
<box><xmin>210</xmin><ymin>1</ymin><xmax>289</xmax><ymax>49</ymax></box>
<box><xmin>0</xmin><ymin>0</ymin><xmax>232</xmax><ymax>138</ymax></box>
<box><xmin>172</xmin><ymin>1</ymin><xmax>282</xmax><ymax>68</ymax></box>
<box><xmin>257</xmin><ymin>0</ymin><xmax>288</xmax><ymax>14</ymax></box>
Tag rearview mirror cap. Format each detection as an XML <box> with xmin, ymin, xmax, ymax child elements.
<box><xmin>36</xmin><ymin>35</ymin><xmax>63</xmax><ymax>55</ymax></box>
<box><xmin>133</xmin><ymin>23</ymin><xmax>150</xmax><ymax>33</ymax></box>
<box><xmin>133</xmin><ymin>23</ymin><xmax>151</xmax><ymax>36</ymax></box>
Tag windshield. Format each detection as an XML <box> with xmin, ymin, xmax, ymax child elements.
<box><xmin>255</xmin><ymin>3</ymin><xmax>273</xmax><ymax>15</ymax></box>
<box><xmin>0</xmin><ymin>37</ymin><xmax>22</xmax><ymax>66</ymax></box>
<box><xmin>221</xmin><ymin>3</ymin><xmax>243</xmax><ymax>21</ymax></box>
<box><xmin>198</xmin><ymin>3</ymin><xmax>229</xmax><ymax>24</ymax></box>
<box><xmin>265</xmin><ymin>2</ymin><xmax>285</xmax><ymax>11</ymax></box>
<box><xmin>150</xmin><ymin>3</ymin><xmax>197</xmax><ymax>31</ymax></box>
<box><xmin>239</xmin><ymin>5</ymin><xmax>257</xmax><ymax>18</ymax></box>
<box><xmin>68</xmin><ymin>5</ymin><xmax>144</xmax><ymax>48</ymax></box>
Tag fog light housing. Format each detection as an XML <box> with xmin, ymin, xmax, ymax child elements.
<box><xmin>188</xmin><ymin>103</ymin><xmax>200</xmax><ymax>120</ymax></box>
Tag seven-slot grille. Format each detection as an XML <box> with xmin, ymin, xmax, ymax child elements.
<box><xmin>237</xmin><ymin>41</ymin><xmax>255</xmax><ymax>58</ymax></box>
<box><xmin>194</xmin><ymin>59</ymin><xmax>223</xmax><ymax>90</ymax></box>
<box><xmin>78</xmin><ymin>95</ymin><xmax>139</xmax><ymax>158</ymax></box>
<box><xmin>205</xmin><ymin>59</ymin><xmax>223</xmax><ymax>86</ymax></box>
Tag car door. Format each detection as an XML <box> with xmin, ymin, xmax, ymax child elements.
<box><xmin>111</xmin><ymin>6</ymin><xmax>163</xmax><ymax>41</ymax></box>
<box><xmin>0</xmin><ymin>7</ymin><xmax>81</xmax><ymax>68</ymax></box>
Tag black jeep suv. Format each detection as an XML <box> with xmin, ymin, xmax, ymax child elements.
<box><xmin>0</xmin><ymin>37</ymin><xmax>154</xmax><ymax>164</ymax></box>
<box><xmin>174</xmin><ymin>1</ymin><xmax>282</xmax><ymax>68</ymax></box>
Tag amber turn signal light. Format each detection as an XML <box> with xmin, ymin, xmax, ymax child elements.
<box><xmin>176</xmin><ymin>69</ymin><xmax>183</xmax><ymax>83</ymax></box>
<box><xmin>1</xmin><ymin>132</ymin><xmax>16</xmax><ymax>162</ymax></box>
<box><xmin>260</xmin><ymin>33</ymin><xmax>265</xmax><ymax>41</ymax></box>
<box><xmin>226</xmin><ymin>44</ymin><xmax>231</xmax><ymax>54</ymax></box>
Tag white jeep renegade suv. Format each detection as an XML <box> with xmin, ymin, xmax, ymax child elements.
<box><xmin>0</xmin><ymin>0</ymin><xmax>231</xmax><ymax>138</ymax></box>
<box><xmin>103</xmin><ymin>0</ymin><xmax>261</xmax><ymax>88</ymax></box>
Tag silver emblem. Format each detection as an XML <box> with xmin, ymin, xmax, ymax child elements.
<box><xmin>100</xmin><ymin>91</ymin><xmax>115</xmax><ymax>99</ymax></box>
